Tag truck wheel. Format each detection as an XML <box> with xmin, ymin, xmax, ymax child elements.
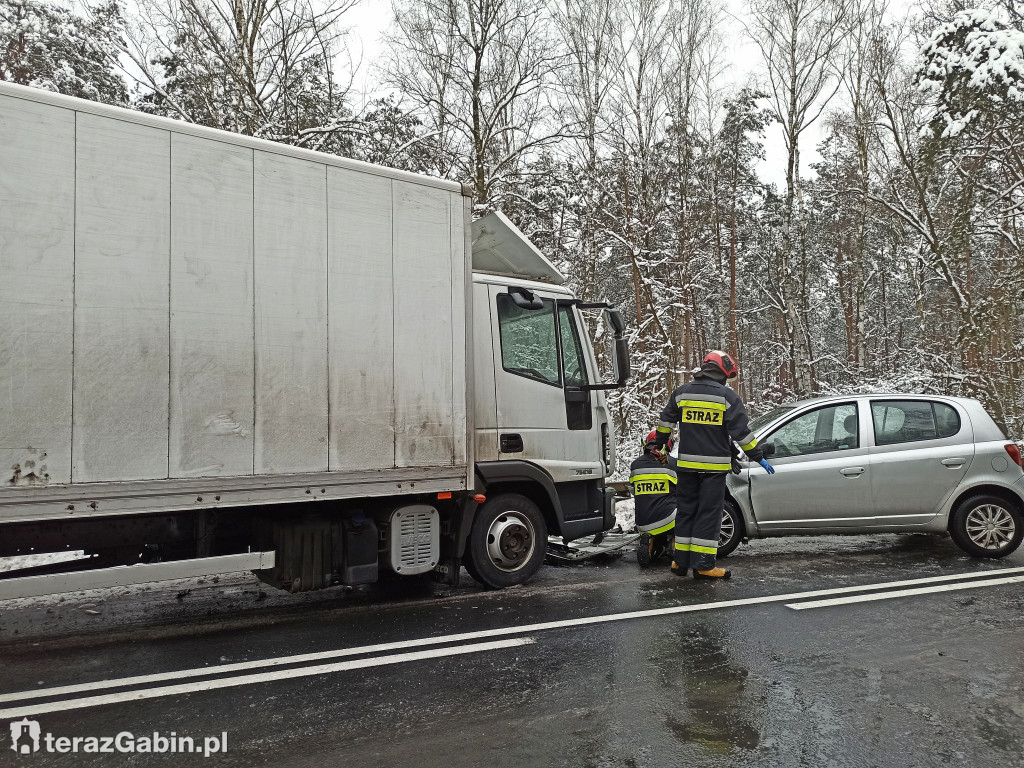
<box><xmin>717</xmin><ymin>499</ymin><xmax>744</xmax><ymax>559</ymax></box>
<box><xmin>465</xmin><ymin>494</ymin><xmax>547</xmax><ymax>588</ymax></box>
<box><xmin>950</xmin><ymin>495</ymin><xmax>1023</xmax><ymax>558</ymax></box>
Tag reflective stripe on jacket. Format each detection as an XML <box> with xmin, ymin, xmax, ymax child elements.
<box><xmin>654</xmin><ymin>376</ymin><xmax>757</xmax><ymax>472</ymax></box>
<box><xmin>629</xmin><ymin>453</ymin><xmax>677</xmax><ymax>533</ymax></box>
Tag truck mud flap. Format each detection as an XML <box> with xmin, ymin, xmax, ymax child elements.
<box><xmin>544</xmin><ymin>530</ymin><xmax>640</xmax><ymax>565</ymax></box>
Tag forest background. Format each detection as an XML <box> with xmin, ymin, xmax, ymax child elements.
<box><xmin>3</xmin><ymin>0</ymin><xmax>1024</xmax><ymax>468</ymax></box>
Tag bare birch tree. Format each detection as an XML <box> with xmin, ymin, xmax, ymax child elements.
<box><xmin>663</xmin><ymin>0</ymin><xmax>726</xmax><ymax>379</ymax></box>
<box><xmin>832</xmin><ymin>0</ymin><xmax>889</xmax><ymax>375</ymax></box>
<box><xmin>744</xmin><ymin>0</ymin><xmax>848</xmax><ymax>394</ymax></box>
<box><xmin>603</xmin><ymin>0</ymin><xmax>671</xmax><ymax>334</ymax></box>
<box><xmin>123</xmin><ymin>0</ymin><xmax>359</xmax><ymax>148</ymax></box>
<box><xmin>550</xmin><ymin>0</ymin><xmax>622</xmax><ymax>302</ymax></box>
<box><xmin>383</xmin><ymin>0</ymin><xmax>566</xmax><ymax>208</ymax></box>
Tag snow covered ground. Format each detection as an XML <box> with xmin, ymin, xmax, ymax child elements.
<box><xmin>0</xmin><ymin>551</ymin><xmax>89</xmax><ymax>573</ymax></box>
<box><xmin>613</xmin><ymin>497</ymin><xmax>636</xmax><ymax>532</ymax></box>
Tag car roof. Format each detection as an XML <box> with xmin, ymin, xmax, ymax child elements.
<box><xmin>780</xmin><ymin>393</ymin><xmax>978</xmax><ymax>409</ymax></box>
<box><xmin>755</xmin><ymin>392</ymin><xmax>1006</xmax><ymax>442</ymax></box>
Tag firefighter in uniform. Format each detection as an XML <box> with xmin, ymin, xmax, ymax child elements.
<box><xmin>630</xmin><ymin>431</ymin><xmax>677</xmax><ymax>566</ymax></box>
<box><xmin>648</xmin><ymin>350</ymin><xmax>775</xmax><ymax>579</ymax></box>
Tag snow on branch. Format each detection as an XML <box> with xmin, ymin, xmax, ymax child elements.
<box><xmin>918</xmin><ymin>8</ymin><xmax>1024</xmax><ymax>137</ymax></box>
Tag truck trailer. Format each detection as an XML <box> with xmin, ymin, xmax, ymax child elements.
<box><xmin>0</xmin><ymin>82</ymin><xmax>630</xmax><ymax>598</ymax></box>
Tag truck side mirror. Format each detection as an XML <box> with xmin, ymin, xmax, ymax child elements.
<box><xmin>612</xmin><ymin>338</ymin><xmax>630</xmax><ymax>385</ymax></box>
<box><xmin>605</xmin><ymin>308</ymin><xmax>625</xmax><ymax>335</ymax></box>
<box><xmin>605</xmin><ymin>309</ymin><xmax>628</xmax><ymax>385</ymax></box>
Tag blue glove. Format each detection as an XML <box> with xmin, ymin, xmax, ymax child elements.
<box><xmin>758</xmin><ymin>459</ymin><xmax>775</xmax><ymax>475</ymax></box>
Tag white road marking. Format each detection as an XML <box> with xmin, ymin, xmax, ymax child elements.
<box><xmin>787</xmin><ymin>573</ymin><xmax>1024</xmax><ymax>610</ymax></box>
<box><xmin>0</xmin><ymin>637</ymin><xmax>536</xmax><ymax>720</ymax></box>
<box><xmin>4</xmin><ymin>566</ymin><xmax>1024</xmax><ymax>711</ymax></box>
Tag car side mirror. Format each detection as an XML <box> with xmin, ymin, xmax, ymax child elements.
<box><xmin>760</xmin><ymin>441</ymin><xmax>776</xmax><ymax>458</ymax></box>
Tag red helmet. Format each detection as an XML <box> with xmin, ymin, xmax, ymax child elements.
<box><xmin>645</xmin><ymin>429</ymin><xmax>674</xmax><ymax>452</ymax></box>
<box><xmin>701</xmin><ymin>350</ymin><xmax>738</xmax><ymax>379</ymax></box>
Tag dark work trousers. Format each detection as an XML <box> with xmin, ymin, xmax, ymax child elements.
<box><xmin>673</xmin><ymin>471</ymin><xmax>728</xmax><ymax>571</ymax></box>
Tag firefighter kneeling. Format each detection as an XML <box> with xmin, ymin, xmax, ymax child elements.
<box><xmin>630</xmin><ymin>431</ymin><xmax>678</xmax><ymax>566</ymax></box>
<box><xmin>648</xmin><ymin>350</ymin><xmax>775</xmax><ymax>580</ymax></box>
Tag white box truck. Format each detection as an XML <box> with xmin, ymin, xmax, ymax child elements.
<box><xmin>0</xmin><ymin>82</ymin><xmax>629</xmax><ymax>598</ymax></box>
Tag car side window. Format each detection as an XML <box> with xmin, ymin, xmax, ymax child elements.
<box><xmin>933</xmin><ymin>402</ymin><xmax>961</xmax><ymax>438</ymax></box>
<box><xmin>766</xmin><ymin>403</ymin><xmax>859</xmax><ymax>457</ymax></box>
<box><xmin>871</xmin><ymin>400</ymin><xmax>961</xmax><ymax>445</ymax></box>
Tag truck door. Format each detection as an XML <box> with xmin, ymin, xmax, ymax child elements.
<box><xmin>488</xmin><ymin>285</ymin><xmax>605</xmax><ymax>485</ymax></box>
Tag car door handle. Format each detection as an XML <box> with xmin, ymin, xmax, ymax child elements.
<box><xmin>840</xmin><ymin>467</ymin><xmax>865</xmax><ymax>476</ymax></box>
<box><xmin>941</xmin><ymin>458</ymin><xmax>966</xmax><ymax>467</ymax></box>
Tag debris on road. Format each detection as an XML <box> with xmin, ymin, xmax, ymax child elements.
<box><xmin>545</xmin><ymin>530</ymin><xmax>641</xmax><ymax>565</ymax></box>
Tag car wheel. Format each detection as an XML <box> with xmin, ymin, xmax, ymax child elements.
<box><xmin>465</xmin><ymin>494</ymin><xmax>547</xmax><ymax>588</ymax></box>
<box><xmin>950</xmin><ymin>495</ymin><xmax>1024</xmax><ymax>558</ymax></box>
<box><xmin>717</xmin><ymin>498</ymin><xmax>744</xmax><ymax>558</ymax></box>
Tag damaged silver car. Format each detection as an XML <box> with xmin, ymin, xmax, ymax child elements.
<box><xmin>719</xmin><ymin>394</ymin><xmax>1024</xmax><ymax>559</ymax></box>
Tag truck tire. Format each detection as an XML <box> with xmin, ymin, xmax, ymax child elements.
<box><xmin>949</xmin><ymin>494</ymin><xmax>1023</xmax><ymax>558</ymax></box>
<box><xmin>465</xmin><ymin>494</ymin><xmax>547</xmax><ymax>588</ymax></box>
<box><xmin>717</xmin><ymin>499</ymin><xmax>744</xmax><ymax>559</ymax></box>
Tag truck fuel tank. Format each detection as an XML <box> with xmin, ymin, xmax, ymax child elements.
<box><xmin>254</xmin><ymin>512</ymin><xmax>379</xmax><ymax>591</ymax></box>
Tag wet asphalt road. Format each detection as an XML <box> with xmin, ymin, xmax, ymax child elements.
<box><xmin>2</xmin><ymin>533</ymin><xmax>1024</xmax><ymax>768</ymax></box>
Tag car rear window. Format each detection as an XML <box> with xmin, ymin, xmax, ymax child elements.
<box><xmin>871</xmin><ymin>400</ymin><xmax>961</xmax><ymax>445</ymax></box>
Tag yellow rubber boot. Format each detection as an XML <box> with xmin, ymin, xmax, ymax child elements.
<box><xmin>670</xmin><ymin>562</ymin><xmax>688</xmax><ymax>576</ymax></box>
<box><xmin>693</xmin><ymin>567</ymin><xmax>731</xmax><ymax>580</ymax></box>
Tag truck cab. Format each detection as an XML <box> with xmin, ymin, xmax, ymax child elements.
<box><xmin>469</xmin><ymin>213</ymin><xmax>628</xmax><ymax>555</ymax></box>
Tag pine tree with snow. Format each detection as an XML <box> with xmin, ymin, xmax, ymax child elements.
<box><xmin>0</xmin><ymin>0</ymin><xmax>127</xmax><ymax>104</ymax></box>
<box><xmin>918</xmin><ymin>7</ymin><xmax>1024</xmax><ymax>138</ymax></box>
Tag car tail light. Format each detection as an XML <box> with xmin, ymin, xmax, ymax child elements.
<box><xmin>1005</xmin><ymin>443</ymin><xmax>1023</xmax><ymax>468</ymax></box>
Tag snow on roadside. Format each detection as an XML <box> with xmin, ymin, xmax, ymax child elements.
<box><xmin>614</xmin><ymin>497</ymin><xmax>636</xmax><ymax>532</ymax></box>
<box><xmin>0</xmin><ymin>551</ymin><xmax>89</xmax><ymax>573</ymax></box>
